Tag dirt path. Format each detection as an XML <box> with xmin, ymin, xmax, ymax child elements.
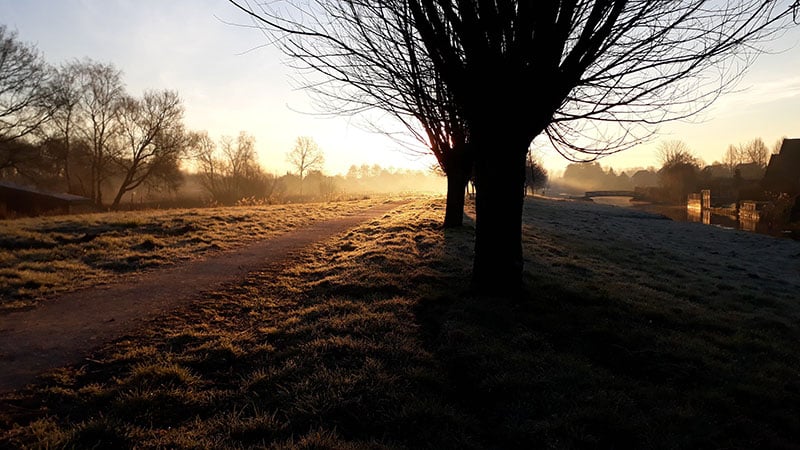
<box><xmin>0</xmin><ymin>201</ymin><xmax>407</xmax><ymax>393</ymax></box>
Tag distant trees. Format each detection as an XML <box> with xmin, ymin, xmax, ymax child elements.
<box><xmin>657</xmin><ymin>141</ymin><xmax>701</xmax><ymax>204</ymax></box>
<box><xmin>0</xmin><ymin>35</ymin><xmax>192</xmax><ymax>207</ymax></box>
<box><xmin>286</xmin><ymin>136</ymin><xmax>324</xmax><ymax>195</ymax></box>
<box><xmin>193</xmin><ymin>131</ymin><xmax>278</xmax><ymax>205</ymax></box>
<box><xmin>525</xmin><ymin>150</ymin><xmax>548</xmax><ymax>195</ymax></box>
<box><xmin>723</xmin><ymin>138</ymin><xmax>771</xmax><ymax>173</ymax></box>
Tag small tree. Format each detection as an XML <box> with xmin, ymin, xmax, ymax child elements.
<box><xmin>286</xmin><ymin>136</ymin><xmax>324</xmax><ymax>195</ymax></box>
<box><xmin>525</xmin><ymin>149</ymin><xmax>548</xmax><ymax>195</ymax></box>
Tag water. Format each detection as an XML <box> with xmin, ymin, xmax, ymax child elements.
<box><xmin>591</xmin><ymin>196</ymin><xmax>794</xmax><ymax>239</ymax></box>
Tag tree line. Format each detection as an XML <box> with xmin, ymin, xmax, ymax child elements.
<box><xmin>0</xmin><ymin>26</ymin><xmax>190</xmax><ymax>209</ymax></box>
<box><xmin>1</xmin><ymin>26</ymin><xmax>446</xmax><ymax>209</ymax></box>
<box><xmin>555</xmin><ymin>137</ymin><xmax>784</xmax><ymax>204</ymax></box>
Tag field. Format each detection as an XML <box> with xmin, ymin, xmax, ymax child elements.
<box><xmin>0</xmin><ymin>197</ymin><xmax>388</xmax><ymax>313</ymax></box>
<box><xmin>2</xmin><ymin>197</ymin><xmax>800</xmax><ymax>448</ymax></box>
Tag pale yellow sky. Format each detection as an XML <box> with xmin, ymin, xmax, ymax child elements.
<box><xmin>2</xmin><ymin>0</ymin><xmax>799</xmax><ymax>177</ymax></box>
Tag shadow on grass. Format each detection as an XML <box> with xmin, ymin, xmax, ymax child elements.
<box><xmin>414</xmin><ymin>270</ymin><xmax>800</xmax><ymax>449</ymax></box>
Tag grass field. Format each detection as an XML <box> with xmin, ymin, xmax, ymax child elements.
<box><xmin>0</xmin><ymin>197</ymin><xmax>387</xmax><ymax>313</ymax></box>
<box><xmin>1</xmin><ymin>197</ymin><xmax>799</xmax><ymax>448</ymax></box>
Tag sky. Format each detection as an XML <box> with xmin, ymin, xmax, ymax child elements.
<box><xmin>1</xmin><ymin>1</ymin><xmax>799</xmax><ymax>177</ymax></box>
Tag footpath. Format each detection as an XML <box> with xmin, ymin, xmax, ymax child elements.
<box><xmin>0</xmin><ymin>201</ymin><xmax>407</xmax><ymax>393</ymax></box>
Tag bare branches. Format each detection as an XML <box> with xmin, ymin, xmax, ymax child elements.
<box><xmin>228</xmin><ymin>0</ymin><xmax>468</xmax><ymax>173</ymax></box>
<box><xmin>287</xmin><ymin>136</ymin><xmax>324</xmax><ymax>177</ymax></box>
<box><xmin>0</xmin><ymin>25</ymin><xmax>52</xmax><ymax>144</ymax></box>
<box><xmin>111</xmin><ymin>90</ymin><xmax>186</xmax><ymax>208</ymax></box>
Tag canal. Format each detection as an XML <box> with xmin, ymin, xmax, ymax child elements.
<box><xmin>590</xmin><ymin>196</ymin><xmax>795</xmax><ymax>239</ymax></box>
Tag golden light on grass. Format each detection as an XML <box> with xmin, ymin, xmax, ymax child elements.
<box><xmin>0</xmin><ymin>198</ymin><xmax>391</xmax><ymax>312</ymax></box>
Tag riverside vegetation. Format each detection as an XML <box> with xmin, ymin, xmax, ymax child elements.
<box><xmin>1</xmin><ymin>197</ymin><xmax>799</xmax><ymax>448</ymax></box>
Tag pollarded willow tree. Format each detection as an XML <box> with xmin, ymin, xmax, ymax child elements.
<box><xmin>229</xmin><ymin>0</ymin><xmax>473</xmax><ymax>227</ymax></box>
<box><xmin>229</xmin><ymin>0</ymin><xmax>798</xmax><ymax>294</ymax></box>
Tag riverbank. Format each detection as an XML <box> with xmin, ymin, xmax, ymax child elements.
<box><xmin>3</xmin><ymin>197</ymin><xmax>799</xmax><ymax>448</ymax></box>
<box><xmin>591</xmin><ymin>195</ymin><xmax>800</xmax><ymax>240</ymax></box>
<box><xmin>524</xmin><ymin>196</ymin><xmax>799</xmax><ymax>306</ymax></box>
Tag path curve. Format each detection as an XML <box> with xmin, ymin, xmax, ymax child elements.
<box><xmin>0</xmin><ymin>200</ymin><xmax>407</xmax><ymax>393</ymax></box>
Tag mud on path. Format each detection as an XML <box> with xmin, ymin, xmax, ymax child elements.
<box><xmin>0</xmin><ymin>200</ymin><xmax>408</xmax><ymax>393</ymax></box>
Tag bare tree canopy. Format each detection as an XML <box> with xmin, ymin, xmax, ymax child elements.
<box><xmin>110</xmin><ymin>90</ymin><xmax>187</xmax><ymax>209</ymax></box>
<box><xmin>287</xmin><ymin>136</ymin><xmax>324</xmax><ymax>195</ymax></box>
<box><xmin>228</xmin><ymin>0</ymin><xmax>473</xmax><ymax>226</ymax></box>
<box><xmin>193</xmin><ymin>130</ymin><xmax>277</xmax><ymax>204</ymax></box>
<box><xmin>0</xmin><ymin>26</ymin><xmax>51</xmax><ymax>144</ymax></box>
<box><xmin>657</xmin><ymin>140</ymin><xmax>698</xmax><ymax>169</ymax></box>
<box><xmin>229</xmin><ymin>0</ymin><xmax>799</xmax><ymax>294</ymax></box>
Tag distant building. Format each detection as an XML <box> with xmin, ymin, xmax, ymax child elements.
<box><xmin>0</xmin><ymin>181</ymin><xmax>94</xmax><ymax>218</ymax></box>
<box><xmin>703</xmin><ymin>163</ymin><xmax>731</xmax><ymax>179</ymax></box>
<box><xmin>630</xmin><ymin>169</ymin><xmax>659</xmax><ymax>188</ymax></box>
<box><xmin>762</xmin><ymin>138</ymin><xmax>800</xmax><ymax>194</ymax></box>
<box><xmin>733</xmin><ymin>162</ymin><xmax>765</xmax><ymax>181</ymax></box>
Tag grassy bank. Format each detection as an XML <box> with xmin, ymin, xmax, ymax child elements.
<box><xmin>2</xmin><ymin>198</ymin><xmax>799</xmax><ymax>448</ymax></box>
<box><xmin>0</xmin><ymin>197</ymin><xmax>388</xmax><ymax>313</ymax></box>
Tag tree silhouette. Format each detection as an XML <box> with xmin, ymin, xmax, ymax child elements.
<box><xmin>73</xmin><ymin>61</ymin><xmax>125</xmax><ymax>205</ymax></box>
<box><xmin>229</xmin><ymin>0</ymin><xmax>797</xmax><ymax>294</ymax></box>
<box><xmin>287</xmin><ymin>136</ymin><xmax>324</xmax><ymax>195</ymax></box>
<box><xmin>0</xmin><ymin>26</ymin><xmax>51</xmax><ymax>145</ymax></box>
<box><xmin>229</xmin><ymin>0</ymin><xmax>472</xmax><ymax>227</ymax></box>
<box><xmin>110</xmin><ymin>90</ymin><xmax>187</xmax><ymax>209</ymax></box>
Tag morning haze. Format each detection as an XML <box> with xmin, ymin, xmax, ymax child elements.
<box><xmin>1</xmin><ymin>1</ymin><xmax>800</xmax><ymax>448</ymax></box>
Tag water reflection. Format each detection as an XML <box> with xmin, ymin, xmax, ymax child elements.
<box><xmin>591</xmin><ymin>196</ymin><xmax>787</xmax><ymax>238</ymax></box>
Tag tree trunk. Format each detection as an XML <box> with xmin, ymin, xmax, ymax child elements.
<box><xmin>471</xmin><ymin>136</ymin><xmax>528</xmax><ymax>296</ymax></box>
<box><xmin>444</xmin><ymin>171</ymin><xmax>469</xmax><ymax>228</ymax></box>
<box><xmin>111</xmin><ymin>187</ymin><xmax>126</xmax><ymax>210</ymax></box>
<box><xmin>443</xmin><ymin>142</ymin><xmax>473</xmax><ymax>228</ymax></box>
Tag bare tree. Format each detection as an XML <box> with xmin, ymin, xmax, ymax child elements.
<box><xmin>742</xmin><ymin>138</ymin><xmax>770</xmax><ymax>168</ymax></box>
<box><xmin>0</xmin><ymin>26</ymin><xmax>52</xmax><ymax>144</ymax></box>
<box><xmin>43</xmin><ymin>61</ymin><xmax>87</xmax><ymax>192</ymax></box>
<box><xmin>287</xmin><ymin>136</ymin><xmax>324</xmax><ymax>195</ymax></box>
<box><xmin>70</xmin><ymin>60</ymin><xmax>125</xmax><ymax>204</ymax></box>
<box><xmin>229</xmin><ymin>0</ymin><xmax>798</xmax><ymax>293</ymax></box>
<box><xmin>657</xmin><ymin>141</ymin><xmax>698</xmax><ymax>168</ymax></box>
<box><xmin>0</xmin><ymin>26</ymin><xmax>53</xmax><ymax>177</ymax></box>
<box><xmin>229</xmin><ymin>0</ymin><xmax>473</xmax><ymax>227</ymax></box>
<box><xmin>193</xmin><ymin>130</ymin><xmax>225</xmax><ymax>200</ymax></box>
<box><xmin>110</xmin><ymin>90</ymin><xmax>187</xmax><ymax>209</ymax></box>
<box><xmin>723</xmin><ymin>144</ymin><xmax>746</xmax><ymax>175</ymax></box>
<box><xmin>525</xmin><ymin>148</ymin><xmax>548</xmax><ymax>195</ymax></box>
<box><xmin>195</xmin><ymin>131</ymin><xmax>275</xmax><ymax>204</ymax></box>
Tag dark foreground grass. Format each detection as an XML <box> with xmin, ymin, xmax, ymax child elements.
<box><xmin>1</xmin><ymin>198</ymin><xmax>799</xmax><ymax>449</ymax></box>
